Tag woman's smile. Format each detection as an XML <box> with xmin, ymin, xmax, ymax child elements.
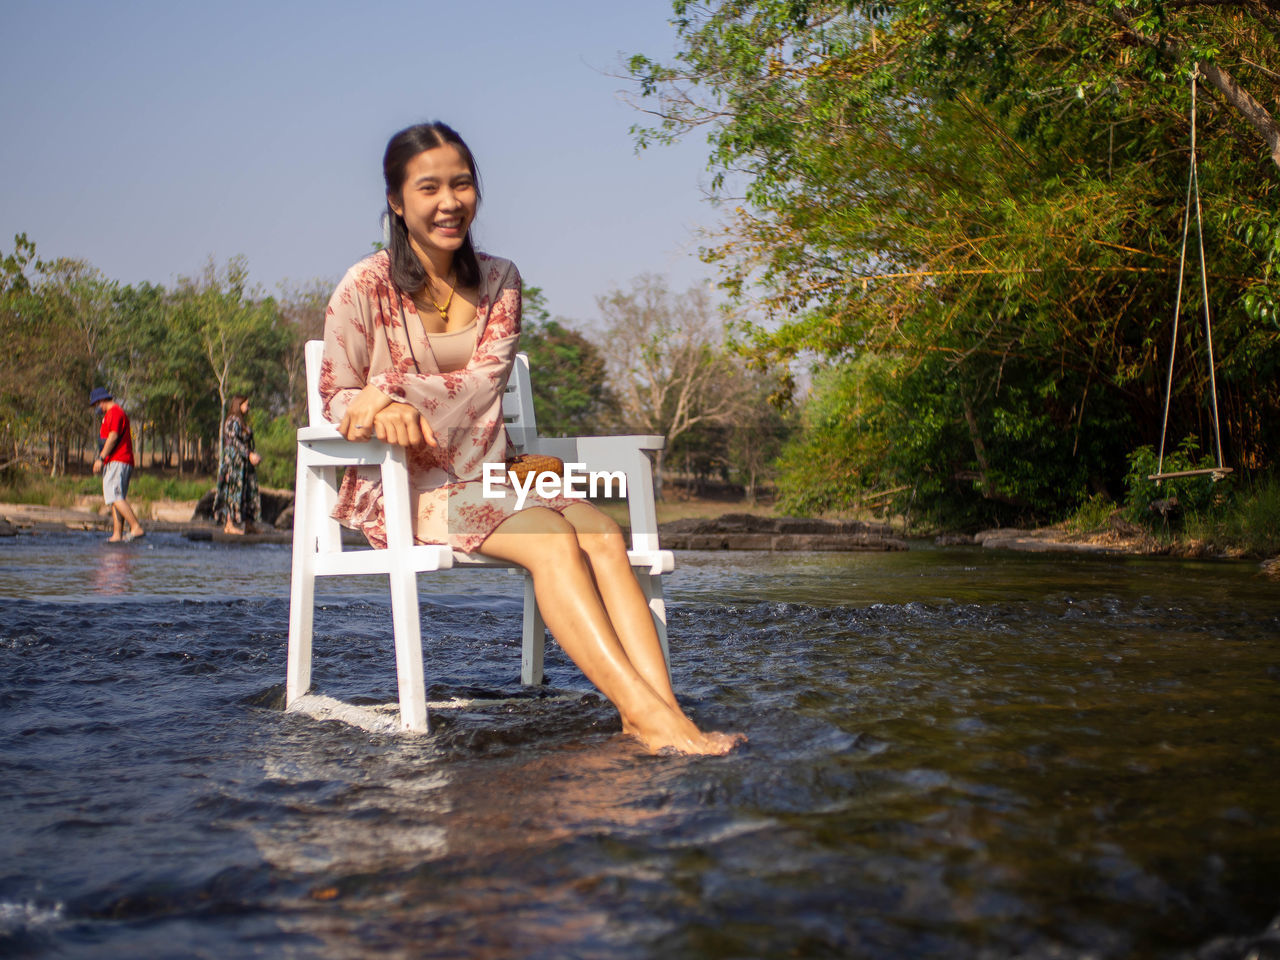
<box><xmin>389</xmin><ymin>145</ymin><xmax>477</xmax><ymax>264</ymax></box>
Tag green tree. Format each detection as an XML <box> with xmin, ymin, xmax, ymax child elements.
<box><xmin>519</xmin><ymin>284</ymin><xmax>617</xmax><ymax>436</ymax></box>
<box><xmin>0</xmin><ymin>234</ymin><xmax>43</xmax><ymax>469</ymax></box>
<box><xmin>278</xmin><ymin>277</ymin><xmax>334</xmax><ymax>421</ymax></box>
<box><xmin>109</xmin><ymin>281</ymin><xmax>206</xmax><ymax>471</ymax></box>
<box><xmin>0</xmin><ymin>236</ymin><xmax>116</xmax><ymax>474</ymax></box>
<box><xmin>669</xmin><ymin>364</ymin><xmax>793</xmax><ymax>502</ymax></box>
<box><xmin>175</xmin><ymin>256</ymin><xmax>290</xmax><ymax>469</ymax></box>
<box><xmin>37</xmin><ymin>257</ymin><xmax>117</xmax><ymax>473</ymax></box>
<box><xmin>630</xmin><ymin>0</ymin><xmax>1280</xmax><ymax>523</ymax></box>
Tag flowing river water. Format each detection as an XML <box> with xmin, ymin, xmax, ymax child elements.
<box><xmin>1</xmin><ymin>531</ymin><xmax>1278</xmax><ymax>959</ymax></box>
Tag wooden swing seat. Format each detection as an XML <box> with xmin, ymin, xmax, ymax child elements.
<box><xmin>1147</xmin><ymin>467</ymin><xmax>1233</xmax><ymax>482</ymax></box>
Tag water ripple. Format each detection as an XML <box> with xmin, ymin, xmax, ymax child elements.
<box><xmin>1</xmin><ymin>538</ymin><xmax>1278</xmax><ymax>958</ymax></box>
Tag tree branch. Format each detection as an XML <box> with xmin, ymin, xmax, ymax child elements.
<box><xmin>1197</xmin><ymin>59</ymin><xmax>1280</xmax><ymax>170</ymax></box>
<box><xmin>1106</xmin><ymin>6</ymin><xmax>1280</xmax><ymax>172</ymax></box>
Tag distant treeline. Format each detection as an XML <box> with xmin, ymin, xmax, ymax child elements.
<box><xmin>0</xmin><ymin>239</ymin><xmax>785</xmax><ymax>505</ymax></box>
<box><xmin>0</xmin><ymin>236</ymin><xmax>329</xmax><ymax>484</ymax></box>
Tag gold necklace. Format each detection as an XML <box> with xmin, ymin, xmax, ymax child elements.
<box><xmin>423</xmin><ymin>274</ymin><xmax>454</xmax><ymax>323</ymax></box>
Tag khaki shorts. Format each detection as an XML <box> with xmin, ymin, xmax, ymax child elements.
<box><xmin>102</xmin><ymin>461</ymin><xmax>133</xmax><ymax>505</ymax></box>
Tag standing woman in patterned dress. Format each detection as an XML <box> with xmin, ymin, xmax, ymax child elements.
<box><xmin>320</xmin><ymin>122</ymin><xmax>743</xmax><ymax>755</ymax></box>
<box><xmin>213</xmin><ymin>395</ymin><xmax>263</xmax><ymax>535</ymax></box>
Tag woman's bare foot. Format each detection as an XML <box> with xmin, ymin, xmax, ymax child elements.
<box><xmin>223</xmin><ymin>522</ymin><xmax>245</xmax><ymax>535</ymax></box>
<box><xmin>624</xmin><ymin>708</ymin><xmax>746</xmax><ymax>756</ymax></box>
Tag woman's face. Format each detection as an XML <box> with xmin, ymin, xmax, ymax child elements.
<box><xmin>389</xmin><ymin>145</ymin><xmax>477</xmax><ymax>268</ymax></box>
<box><xmin>241</xmin><ymin>399</ymin><xmax>250</xmax><ymax>416</ymax></box>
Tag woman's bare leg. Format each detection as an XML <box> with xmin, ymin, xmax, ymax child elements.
<box><xmin>476</xmin><ymin>506</ymin><xmax>741</xmax><ymax>755</ymax></box>
<box><xmin>558</xmin><ymin>503</ymin><xmax>678</xmax><ymax>711</ymax></box>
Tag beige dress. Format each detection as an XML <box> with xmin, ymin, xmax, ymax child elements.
<box><xmin>319</xmin><ymin>250</ymin><xmax>575</xmax><ymax>551</ymax></box>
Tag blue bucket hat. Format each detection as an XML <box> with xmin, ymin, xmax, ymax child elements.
<box><xmin>88</xmin><ymin>387</ymin><xmax>112</xmax><ymax>405</ymax></box>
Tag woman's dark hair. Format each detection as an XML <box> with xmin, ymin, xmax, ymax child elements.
<box><xmin>383</xmin><ymin>122</ymin><xmax>482</xmax><ymax>293</ymax></box>
<box><xmin>226</xmin><ymin>395</ymin><xmax>249</xmax><ymax>426</ymax></box>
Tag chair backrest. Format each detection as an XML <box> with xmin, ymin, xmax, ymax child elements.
<box><xmin>304</xmin><ymin>340</ymin><xmax>537</xmax><ymax>447</ymax></box>
<box><xmin>503</xmin><ymin>354</ymin><xmax>538</xmax><ymax>452</ymax></box>
<box><xmin>305</xmin><ymin>340</ymin><xmax>326</xmax><ymax>428</ymax></box>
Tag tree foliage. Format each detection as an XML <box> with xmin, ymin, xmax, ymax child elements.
<box><xmin>0</xmin><ymin>237</ymin><xmax>116</xmax><ymax>474</ymax></box>
<box><xmin>519</xmin><ymin>285</ymin><xmax>617</xmax><ymax>436</ymax></box>
<box><xmin>595</xmin><ymin>274</ymin><xmax>791</xmax><ymax>494</ymax></box>
<box><xmin>0</xmin><ymin>235</ymin><xmax>313</xmax><ymax>480</ymax></box>
<box><xmin>630</xmin><ymin>0</ymin><xmax>1280</xmax><ymax>523</ymax></box>
<box><xmin>173</xmin><ymin>256</ymin><xmax>292</xmax><ymax>467</ymax></box>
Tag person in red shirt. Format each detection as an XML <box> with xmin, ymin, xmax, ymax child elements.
<box><xmin>89</xmin><ymin>387</ymin><xmax>145</xmax><ymax>543</ymax></box>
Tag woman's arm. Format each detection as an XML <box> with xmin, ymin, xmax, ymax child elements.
<box><xmin>222</xmin><ymin>418</ymin><xmax>250</xmax><ymax>467</ymax></box>
<box><xmin>319</xmin><ymin>257</ymin><xmax>521</xmax><ymax>447</ymax></box>
<box><xmin>367</xmin><ymin>259</ymin><xmax>523</xmax><ymax>437</ymax></box>
<box><xmin>319</xmin><ymin>267</ymin><xmax>374</xmax><ymax>427</ymax></box>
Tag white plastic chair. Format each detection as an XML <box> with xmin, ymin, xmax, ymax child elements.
<box><xmin>286</xmin><ymin>339</ymin><xmax>674</xmax><ymax>733</ymax></box>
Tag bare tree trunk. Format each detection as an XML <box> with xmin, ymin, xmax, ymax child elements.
<box><xmin>962</xmin><ymin>397</ymin><xmax>993</xmax><ymax>499</ymax></box>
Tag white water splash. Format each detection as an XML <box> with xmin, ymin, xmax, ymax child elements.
<box><xmin>0</xmin><ymin>899</ymin><xmax>65</xmax><ymax>935</ymax></box>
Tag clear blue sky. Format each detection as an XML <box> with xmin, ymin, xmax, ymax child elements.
<box><xmin>0</xmin><ymin>0</ymin><xmax>719</xmax><ymax>323</ymax></box>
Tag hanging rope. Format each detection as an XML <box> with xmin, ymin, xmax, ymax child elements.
<box><xmin>1152</xmin><ymin>63</ymin><xmax>1232</xmax><ymax>484</ymax></box>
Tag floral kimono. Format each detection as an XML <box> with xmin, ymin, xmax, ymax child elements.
<box><xmin>213</xmin><ymin>415</ymin><xmax>261</xmax><ymax>527</ymax></box>
<box><xmin>319</xmin><ymin>250</ymin><xmax>574</xmax><ymax>552</ymax></box>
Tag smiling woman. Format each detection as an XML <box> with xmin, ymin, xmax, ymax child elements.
<box><xmin>382</xmin><ymin>124</ymin><xmax>483</xmax><ymax>332</ymax></box>
<box><xmin>317</xmin><ymin>122</ymin><xmax>743</xmax><ymax>756</ymax></box>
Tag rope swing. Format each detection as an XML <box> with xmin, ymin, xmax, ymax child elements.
<box><xmin>1151</xmin><ymin>63</ymin><xmax>1233</xmax><ymax>485</ymax></box>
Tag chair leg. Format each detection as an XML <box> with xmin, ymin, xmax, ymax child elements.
<box><xmin>637</xmin><ymin>572</ymin><xmax>670</xmax><ymax>682</ymax></box>
<box><xmin>382</xmin><ymin>447</ymin><xmax>429</xmax><ymax>733</ymax></box>
<box><xmin>286</xmin><ymin>461</ymin><xmax>318</xmax><ymax>707</ymax></box>
<box><xmin>520</xmin><ymin>572</ymin><xmax>546</xmax><ymax>685</ymax></box>
<box><xmin>388</xmin><ymin>566</ymin><xmax>428</xmax><ymax>733</ymax></box>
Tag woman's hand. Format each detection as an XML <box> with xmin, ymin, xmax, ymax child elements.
<box><xmin>372</xmin><ymin>402</ymin><xmax>437</xmax><ymax>448</ymax></box>
<box><xmin>338</xmin><ymin>384</ymin><xmax>394</xmax><ymax>440</ymax></box>
<box><xmin>249</xmin><ymin>452</ymin><xmax>262</xmax><ymax>466</ymax></box>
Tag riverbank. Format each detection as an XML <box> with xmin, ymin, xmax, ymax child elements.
<box><xmin>0</xmin><ymin>500</ymin><xmax>910</xmax><ymax>552</ymax></box>
<box><xmin>0</xmin><ymin>499</ymin><xmax>200</xmax><ymax>534</ymax></box>
<box><xmin>3</xmin><ymin>496</ymin><xmax>1276</xmax><ymax>576</ymax></box>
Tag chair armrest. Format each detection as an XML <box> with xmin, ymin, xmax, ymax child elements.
<box><xmin>520</xmin><ymin>436</ymin><xmax>664</xmax><ymax>552</ymax></box>
<box><xmin>574</xmin><ymin>436</ymin><xmax>664</xmax><ymax>553</ymax></box>
<box><xmin>298</xmin><ymin>423</ymin><xmax>345</xmax><ymax>442</ymax></box>
<box><xmin>296</xmin><ymin>424</ymin><xmax>400</xmax><ymax>470</ymax></box>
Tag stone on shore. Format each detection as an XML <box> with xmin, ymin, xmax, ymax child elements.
<box><xmin>193</xmin><ymin>488</ymin><xmax>294</xmax><ymax>528</ymax></box>
<box><xmin>659</xmin><ymin>513</ymin><xmax>907</xmax><ymax>552</ymax></box>
<box><xmin>973</xmin><ymin>522</ymin><xmax>1136</xmax><ymax>556</ymax></box>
